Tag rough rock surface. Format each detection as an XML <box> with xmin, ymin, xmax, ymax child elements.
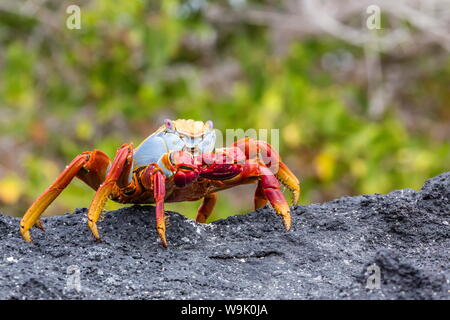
<box><xmin>0</xmin><ymin>173</ymin><xmax>449</xmax><ymax>300</ymax></box>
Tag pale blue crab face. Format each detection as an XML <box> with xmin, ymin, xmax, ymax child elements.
<box><xmin>161</xmin><ymin>119</ymin><xmax>216</xmax><ymax>155</ymax></box>
<box><xmin>133</xmin><ymin>119</ymin><xmax>216</xmax><ymax>172</ymax></box>
<box><xmin>177</xmin><ymin>129</ymin><xmax>216</xmax><ymax>155</ymax></box>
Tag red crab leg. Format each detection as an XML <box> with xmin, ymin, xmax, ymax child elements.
<box><xmin>141</xmin><ymin>164</ymin><xmax>167</xmax><ymax>248</ymax></box>
<box><xmin>200</xmin><ymin>158</ymin><xmax>292</xmax><ymax>231</ymax></box>
<box><xmin>196</xmin><ymin>192</ymin><xmax>218</xmax><ymax>223</ymax></box>
<box><xmin>233</xmin><ymin>138</ymin><xmax>300</xmax><ymax>204</ymax></box>
<box><xmin>88</xmin><ymin>144</ymin><xmax>133</xmax><ymax>240</ymax></box>
<box><xmin>20</xmin><ymin>150</ymin><xmax>110</xmax><ymax>242</ymax></box>
<box><xmin>254</xmin><ymin>181</ymin><xmax>268</xmax><ymax>210</ymax></box>
<box><xmin>258</xmin><ymin>165</ymin><xmax>291</xmax><ymax>231</ymax></box>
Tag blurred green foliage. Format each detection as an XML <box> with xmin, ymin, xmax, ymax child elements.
<box><xmin>0</xmin><ymin>0</ymin><xmax>449</xmax><ymax>221</ymax></box>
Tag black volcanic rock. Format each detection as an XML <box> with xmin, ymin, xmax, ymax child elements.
<box><xmin>0</xmin><ymin>173</ymin><xmax>449</xmax><ymax>300</ymax></box>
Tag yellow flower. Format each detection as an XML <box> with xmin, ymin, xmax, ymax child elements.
<box><xmin>0</xmin><ymin>175</ymin><xmax>23</xmax><ymax>205</ymax></box>
<box><xmin>315</xmin><ymin>151</ymin><xmax>336</xmax><ymax>181</ymax></box>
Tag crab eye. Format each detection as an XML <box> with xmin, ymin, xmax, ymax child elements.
<box><xmin>164</xmin><ymin>119</ymin><xmax>174</xmax><ymax>130</ymax></box>
<box><xmin>206</xmin><ymin>120</ymin><xmax>213</xmax><ymax>129</ymax></box>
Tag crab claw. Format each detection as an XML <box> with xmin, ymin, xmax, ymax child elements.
<box><xmin>169</xmin><ymin>151</ymin><xmax>201</xmax><ymax>187</ymax></box>
<box><xmin>200</xmin><ymin>164</ymin><xmax>242</xmax><ymax>181</ymax></box>
<box><xmin>173</xmin><ymin>166</ymin><xmax>199</xmax><ymax>187</ymax></box>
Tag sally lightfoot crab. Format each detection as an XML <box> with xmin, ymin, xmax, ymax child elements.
<box><xmin>20</xmin><ymin>119</ymin><xmax>300</xmax><ymax>247</ymax></box>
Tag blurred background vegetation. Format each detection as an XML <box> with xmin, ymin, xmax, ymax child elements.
<box><xmin>0</xmin><ymin>0</ymin><xmax>449</xmax><ymax>221</ymax></box>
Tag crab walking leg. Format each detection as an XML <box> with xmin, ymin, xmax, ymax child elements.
<box><xmin>140</xmin><ymin>164</ymin><xmax>168</xmax><ymax>247</ymax></box>
<box><xmin>196</xmin><ymin>192</ymin><xmax>218</xmax><ymax>223</ymax></box>
<box><xmin>20</xmin><ymin>150</ymin><xmax>110</xmax><ymax>242</ymax></box>
<box><xmin>275</xmin><ymin>161</ymin><xmax>301</xmax><ymax>205</ymax></box>
<box><xmin>153</xmin><ymin>170</ymin><xmax>167</xmax><ymax>247</ymax></box>
<box><xmin>254</xmin><ymin>182</ymin><xmax>268</xmax><ymax>210</ymax></box>
<box><xmin>200</xmin><ymin>158</ymin><xmax>292</xmax><ymax>231</ymax></box>
<box><xmin>87</xmin><ymin>144</ymin><xmax>133</xmax><ymax>240</ymax></box>
<box><xmin>233</xmin><ymin>137</ymin><xmax>301</xmax><ymax>205</ymax></box>
<box><xmin>258</xmin><ymin>165</ymin><xmax>292</xmax><ymax>231</ymax></box>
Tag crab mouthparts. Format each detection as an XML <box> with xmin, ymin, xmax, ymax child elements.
<box><xmin>183</xmin><ymin>146</ymin><xmax>200</xmax><ymax>156</ymax></box>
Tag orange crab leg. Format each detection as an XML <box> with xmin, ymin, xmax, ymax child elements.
<box><xmin>87</xmin><ymin>144</ymin><xmax>133</xmax><ymax>240</ymax></box>
<box><xmin>275</xmin><ymin>161</ymin><xmax>300</xmax><ymax>205</ymax></box>
<box><xmin>20</xmin><ymin>150</ymin><xmax>110</xmax><ymax>242</ymax></box>
<box><xmin>196</xmin><ymin>192</ymin><xmax>218</xmax><ymax>223</ymax></box>
<box><xmin>141</xmin><ymin>164</ymin><xmax>167</xmax><ymax>247</ymax></box>
<box><xmin>153</xmin><ymin>170</ymin><xmax>167</xmax><ymax>247</ymax></box>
